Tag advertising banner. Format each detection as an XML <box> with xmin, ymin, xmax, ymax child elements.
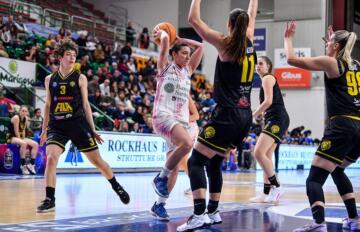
<box><xmin>0</xmin><ymin>57</ymin><xmax>36</xmax><ymax>87</ymax></box>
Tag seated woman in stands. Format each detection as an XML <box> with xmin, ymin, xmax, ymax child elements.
<box><xmin>7</xmin><ymin>105</ymin><xmax>39</xmax><ymax>175</ymax></box>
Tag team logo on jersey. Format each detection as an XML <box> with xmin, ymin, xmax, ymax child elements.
<box><xmin>164</xmin><ymin>83</ymin><xmax>175</xmax><ymax>93</ymax></box>
<box><xmin>54</xmin><ymin>102</ymin><xmax>73</xmax><ymax>113</ymax></box>
<box><xmin>204</xmin><ymin>126</ymin><xmax>215</xmax><ymax>139</ymax></box>
<box><xmin>70</xmin><ymin>81</ymin><xmax>76</xmax><ymax>87</ymax></box>
<box><xmin>271</xmin><ymin>125</ymin><xmax>280</xmax><ymax>134</ymax></box>
<box><xmin>53</xmin><ymin>96</ymin><xmax>57</xmax><ymax>102</ymax></box>
<box><xmin>247</xmin><ymin>47</ymin><xmax>254</xmax><ymax>54</ymax></box>
<box><xmin>320</xmin><ymin>140</ymin><xmax>331</xmax><ymax>151</ymax></box>
<box><xmin>53</xmin><ymin>82</ymin><xmax>58</xmax><ymax>87</ymax></box>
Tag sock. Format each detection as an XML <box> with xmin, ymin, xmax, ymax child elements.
<box><xmin>21</xmin><ymin>158</ymin><xmax>25</xmax><ymax>166</ymax></box>
<box><xmin>108</xmin><ymin>176</ymin><xmax>121</xmax><ymax>190</ymax></box>
<box><xmin>264</xmin><ymin>183</ymin><xmax>271</xmax><ymax>195</ymax></box>
<box><xmin>30</xmin><ymin>158</ymin><xmax>35</xmax><ymax>165</ymax></box>
<box><xmin>159</xmin><ymin>166</ymin><xmax>171</xmax><ymax>178</ymax></box>
<box><xmin>268</xmin><ymin>175</ymin><xmax>280</xmax><ymax>187</ymax></box>
<box><xmin>157</xmin><ymin>196</ymin><xmax>167</xmax><ymax>204</ymax></box>
<box><xmin>207</xmin><ymin>200</ymin><xmax>219</xmax><ymax>214</ymax></box>
<box><xmin>46</xmin><ymin>186</ymin><xmax>55</xmax><ymax>200</ymax></box>
<box><xmin>194</xmin><ymin>198</ymin><xmax>206</xmax><ymax>215</ymax></box>
<box><xmin>312</xmin><ymin>205</ymin><xmax>325</xmax><ymax>224</ymax></box>
<box><xmin>344</xmin><ymin>198</ymin><xmax>358</xmax><ymax>219</ymax></box>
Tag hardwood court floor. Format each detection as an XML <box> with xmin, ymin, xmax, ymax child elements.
<box><xmin>0</xmin><ymin>169</ymin><xmax>359</xmax><ymax>231</ymax></box>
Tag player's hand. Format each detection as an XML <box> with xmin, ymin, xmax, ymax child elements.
<box><xmin>93</xmin><ymin>131</ymin><xmax>104</xmax><ymax>144</ymax></box>
<box><xmin>284</xmin><ymin>21</ymin><xmax>297</xmax><ymax>39</ymax></box>
<box><xmin>152</xmin><ymin>26</ymin><xmax>165</xmax><ymax>39</ymax></box>
<box><xmin>322</xmin><ymin>25</ymin><xmax>334</xmax><ymax>43</ymax></box>
<box><xmin>40</xmin><ymin>130</ymin><xmax>47</xmax><ymax>146</ymax></box>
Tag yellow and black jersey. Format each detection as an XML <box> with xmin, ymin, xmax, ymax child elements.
<box><xmin>260</xmin><ymin>74</ymin><xmax>286</xmax><ymax>118</ymax></box>
<box><xmin>325</xmin><ymin>60</ymin><xmax>360</xmax><ymax>117</ymax></box>
<box><xmin>213</xmin><ymin>38</ymin><xmax>257</xmax><ymax>109</ymax></box>
<box><xmin>7</xmin><ymin>116</ymin><xmax>26</xmax><ymax>141</ymax></box>
<box><xmin>49</xmin><ymin>70</ymin><xmax>85</xmax><ymax>121</ymax></box>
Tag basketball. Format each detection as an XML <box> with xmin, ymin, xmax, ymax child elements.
<box><xmin>153</xmin><ymin>22</ymin><xmax>177</xmax><ymax>46</ymax></box>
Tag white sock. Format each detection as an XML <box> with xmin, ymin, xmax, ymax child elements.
<box><xmin>156</xmin><ymin>196</ymin><xmax>167</xmax><ymax>204</ymax></box>
<box><xmin>159</xmin><ymin>167</ymin><xmax>171</xmax><ymax>178</ymax></box>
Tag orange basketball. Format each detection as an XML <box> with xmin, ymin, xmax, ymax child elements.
<box><xmin>153</xmin><ymin>22</ymin><xmax>177</xmax><ymax>46</ymax></box>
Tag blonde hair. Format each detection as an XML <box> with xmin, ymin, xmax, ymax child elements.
<box><xmin>333</xmin><ymin>30</ymin><xmax>357</xmax><ymax>67</ymax></box>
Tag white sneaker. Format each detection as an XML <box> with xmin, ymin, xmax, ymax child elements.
<box><xmin>208</xmin><ymin>210</ymin><xmax>222</xmax><ymax>225</ymax></box>
<box><xmin>27</xmin><ymin>164</ymin><xmax>36</xmax><ymax>175</ymax></box>
<box><xmin>250</xmin><ymin>193</ymin><xmax>270</xmax><ymax>203</ymax></box>
<box><xmin>265</xmin><ymin>186</ymin><xmax>284</xmax><ymax>203</ymax></box>
<box><xmin>177</xmin><ymin>213</ymin><xmax>211</xmax><ymax>232</ymax></box>
<box><xmin>342</xmin><ymin>217</ymin><xmax>360</xmax><ymax>230</ymax></box>
<box><xmin>20</xmin><ymin>165</ymin><xmax>30</xmax><ymax>175</ymax></box>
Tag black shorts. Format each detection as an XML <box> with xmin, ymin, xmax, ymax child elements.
<box><xmin>197</xmin><ymin>107</ymin><xmax>252</xmax><ymax>153</ymax></box>
<box><xmin>262</xmin><ymin>110</ymin><xmax>289</xmax><ymax>143</ymax></box>
<box><xmin>46</xmin><ymin>117</ymin><xmax>98</xmax><ymax>153</ymax></box>
<box><xmin>316</xmin><ymin>115</ymin><xmax>360</xmax><ymax>165</ymax></box>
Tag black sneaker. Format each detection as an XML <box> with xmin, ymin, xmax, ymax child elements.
<box><xmin>114</xmin><ymin>185</ymin><xmax>130</xmax><ymax>204</ymax></box>
<box><xmin>37</xmin><ymin>198</ymin><xmax>55</xmax><ymax>213</ymax></box>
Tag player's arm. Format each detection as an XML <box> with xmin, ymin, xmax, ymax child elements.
<box><xmin>153</xmin><ymin>26</ymin><xmax>170</xmax><ymax>72</ymax></box>
<box><xmin>284</xmin><ymin>21</ymin><xmax>339</xmax><ymax>78</ymax></box>
<box><xmin>79</xmin><ymin>74</ymin><xmax>104</xmax><ymax>144</ymax></box>
<box><xmin>41</xmin><ymin>75</ymin><xmax>52</xmax><ymax>135</ymax></box>
<box><xmin>188</xmin><ymin>0</ymin><xmax>225</xmax><ymax>50</ymax></box>
<box><xmin>246</xmin><ymin>0</ymin><xmax>258</xmax><ymax>42</ymax></box>
<box><xmin>188</xmin><ymin>95</ymin><xmax>199</xmax><ymax>122</ymax></box>
<box><xmin>12</xmin><ymin>115</ymin><xmax>20</xmax><ymax>138</ymax></box>
<box><xmin>252</xmin><ymin>75</ymin><xmax>275</xmax><ymax>118</ymax></box>
<box><xmin>177</xmin><ymin>37</ymin><xmax>204</xmax><ymax>75</ymax></box>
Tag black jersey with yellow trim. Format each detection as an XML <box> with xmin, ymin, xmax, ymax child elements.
<box><xmin>325</xmin><ymin>60</ymin><xmax>360</xmax><ymax>117</ymax></box>
<box><xmin>213</xmin><ymin>38</ymin><xmax>257</xmax><ymax>109</ymax></box>
<box><xmin>49</xmin><ymin>70</ymin><xmax>85</xmax><ymax>121</ymax></box>
<box><xmin>259</xmin><ymin>74</ymin><xmax>286</xmax><ymax>116</ymax></box>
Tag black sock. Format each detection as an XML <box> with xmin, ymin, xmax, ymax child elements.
<box><xmin>30</xmin><ymin>158</ymin><xmax>35</xmax><ymax>165</ymax></box>
<box><xmin>194</xmin><ymin>198</ymin><xmax>206</xmax><ymax>215</ymax></box>
<box><xmin>268</xmin><ymin>175</ymin><xmax>280</xmax><ymax>187</ymax></box>
<box><xmin>264</xmin><ymin>183</ymin><xmax>271</xmax><ymax>194</ymax></box>
<box><xmin>46</xmin><ymin>187</ymin><xmax>55</xmax><ymax>200</ymax></box>
<box><xmin>312</xmin><ymin>205</ymin><xmax>325</xmax><ymax>224</ymax></box>
<box><xmin>21</xmin><ymin>158</ymin><xmax>25</xmax><ymax>166</ymax></box>
<box><xmin>207</xmin><ymin>200</ymin><xmax>219</xmax><ymax>214</ymax></box>
<box><xmin>344</xmin><ymin>198</ymin><xmax>358</xmax><ymax>219</ymax></box>
<box><xmin>108</xmin><ymin>176</ymin><xmax>120</xmax><ymax>190</ymax></box>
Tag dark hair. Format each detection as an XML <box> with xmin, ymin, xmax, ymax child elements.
<box><xmin>259</xmin><ymin>56</ymin><xmax>273</xmax><ymax>73</ymax></box>
<box><xmin>54</xmin><ymin>39</ymin><xmax>78</xmax><ymax>58</ymax></box>
<box><xmin>224</xmin><ymin>8</ymin><xmax>249</xmax><ymax>64</ymax></box>
<box><xmin>169</xmin><ymin>43</ymin><xmax>188</xmax><ymax>57</ymax></box>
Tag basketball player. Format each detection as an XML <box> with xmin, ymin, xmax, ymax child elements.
<box><xmin>177</xmin><ymin>0</ymin><xmax>258</xmax><ymax>231</ymax></box>
<box><xmin>7</xmin><ymin>105</ymin><xmax>39</xmax><ymax>175</ymax></box>
<box><xmin>284</xmin><ymin>22</ymin><xmax>360</xmax><ymax>232</ymax></box>
<box><xmin>151</xmin><ymin>23</ymin><xmax>203</xmax><ymax>217</ymax></box>
<box><xmin>37</xmin><ymin>39</ymin><xmax>130</xmax><ymax>213</ymax></box>
<box><xmin>151</xmin><ymin>96</ymin><xmax>199</xmax><ymax>220</ymax></box>
<box><xmin>250</xmin><ymin>56</ymin><xmax>289</xmax><ymax>204</ymax></box>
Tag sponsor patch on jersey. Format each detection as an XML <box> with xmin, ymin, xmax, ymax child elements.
<box><xmin>204</xmin><ymin>126</ymin><xmax>215</xmax><ymax>139</ymax></box>
<box><xmin>164</xmin><ymin>83</ymin><xmax>175</xmax><ymax>93</ymax></box>
<box><xmin>53</xmin><ymin>96</ymin><xmax>57</xmax><ymax>102</ymax></box>
<box><xmin>52</xmin><ymin>82</ymin><xmax>57</xmax><ymax>87</ymax></box>
<box><xmin>70</xmin><ymin>81</ymin><xmax>76</xmax><ymax>87</ymax></box>
<box><xmin>247</xmin><ymin>47</ymin><xmax>254</xmax><ymax>54</ymax></box>
<box><xmin>320</xmin><ymin>140</ymin><xmax>331</xmax><ymax>151</ymax></box>
<box><xmin>271</xmin><ymin>125</ymin><xmax>280</xmax><ymax>134</ymax></box>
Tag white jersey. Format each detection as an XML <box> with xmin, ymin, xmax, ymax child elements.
<box><xmin>153</xmin><ymin>63</ymin><xmax>191</xmax><ymax>123</ymax></box>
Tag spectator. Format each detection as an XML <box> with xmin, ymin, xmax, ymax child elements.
<box><xmin>99</xmin><ymin>78</ymin><xmax>111</xmax><ymax>96</ymax></box>
<box><xmin>15</xmin><ymin>15</ymin><xmax>28</xmax><ymax>33</ymax></box>
<box><xmin>58</xmin><ymin>27</ymin><xmax>66</xmax><ymax>40</ymax></box>
<box><xmin>93</xmin><ymin>43</ymin><xmax>105</xmax><ymax>63</ymax></box>
<box><xmin>127</xmin><ymin>57</ymin><xmax>137</xmax><ymax>74</ymax></box>
<box><xmin>29</xmin><ymin>108</ymin><xmax>43</xmax><ymax>142</ymax></box>
<box><xmin>126</xmin><ymin>21</ymin><xmax>136</xmax><ymax>45</ymax></box>
<box><xmin>0</xmin><ymin>84</ymin><xmax>15</xmax><ymax>117</ymax></box>
<box><xmin>1</xmin><ymin>25</ymin><xmax>11</xmax><ymax>44</ymax></box>
<box><xmin>76</xmin><ymin>33</ymin><xmax>87</xmax><ymax>57</ymax></box>
<box><xmin>138</xmin><ymin>27</ymin><xmax>150</xmax><ymax>49</ymax></box>
<box><xmin>0</xmin><ymin>41</ymin><xmax>9</xmax><ymax>57</ymax></box>
<box><xmin>121</xmin><ymin>42</ymin><xmax>132</xmax><ymax>61</ymax></box>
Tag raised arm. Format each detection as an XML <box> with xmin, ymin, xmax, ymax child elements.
<box><xmin>152</xmin><ymin>26</ymin><xmax>170</xmax><ymax>72</ymax></box>
<box><xmin>284</xmin><ymin>21</ymin><xmax>339</xmax><ymax>78</ymax></box>
<box><xmin>246</xmin><ymin>0</ymin><xmax>258</xmax><ymax>42</ymax></box>
<box><xmin>177</xmin><ymin>37</ymin><xmax>204</xmax><ymax>75</ymax></box>
<box><xmin>188</xmin><ymin>0</ymin><xmax>224</xmax><ymax>49</ymax></box>
<box><xmin>252</xmin><ymin>75</ymin><xmax>275</xmax><ymax>118</ymax></box>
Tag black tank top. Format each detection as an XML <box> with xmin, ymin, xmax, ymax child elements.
<box><xmin>49</xmin><ymin>70</ymin><xmax>84</xmax><ymax>121</ymax></box>
<box><xmin>213</xmin><ymin>39</ymin><xmax>257</xmax><ymax>108</ymax></box>
<box><xmin>325</xmin><ymin>60</ymin><xmax>360</xmax><ymax>117</ymax></box>
<box><xmin>9</xmin><ymin>116</ymin><xmax>26</xmax><ymax>138</ymax></box>
<box><xmin>259</xmin><ymin>74</ymin><xmax>286</xmax><ymax>115</ymax></box>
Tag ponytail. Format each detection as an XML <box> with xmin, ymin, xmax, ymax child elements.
<box><xmin>334</xmin><ymin>30</ymin><xmax>357</xmax><ymax>67</ymax></box>
<box><xmin>225</xmin><ymin>9</ymin><xmax>249</xmax><ymax>64</ymax></box>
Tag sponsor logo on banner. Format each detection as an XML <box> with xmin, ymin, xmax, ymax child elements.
<box><xmin>0</xmin><ymin>57</ymin><xmax>36</xmax><ymax>87</ymax></box>
<box><xmin>274</xmin><ymin>48</ymin><xmax>311</xmax><ymax>68</ymax></box>
<box><xmin>253</xmin><ymin>28</ymin><xmax>266</xmax><ymax>51</ymax></box>
<box><xmin>274</xmin><ymin>67</ymin><xmax>311</xmax><ymax>88</ymax></box>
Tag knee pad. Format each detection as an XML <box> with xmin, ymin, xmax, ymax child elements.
<box><xmin>206</xmin><ymin>155</ymin><xmax>224</xmax><ymax>193</ymax></box>
<box><xmin>188</xmin><ymin>149</ymin><xmax>210</xmax><ymax>191</ymax></box>
<box><xmin>306</xmin><ymin>166</ymin><xmax>330</xmax><ymax>205</ymax></box>
<box><xmin>331</xmin><ymin>167</ymin><xmax>353</xmax><ymax>196</ymax></box>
